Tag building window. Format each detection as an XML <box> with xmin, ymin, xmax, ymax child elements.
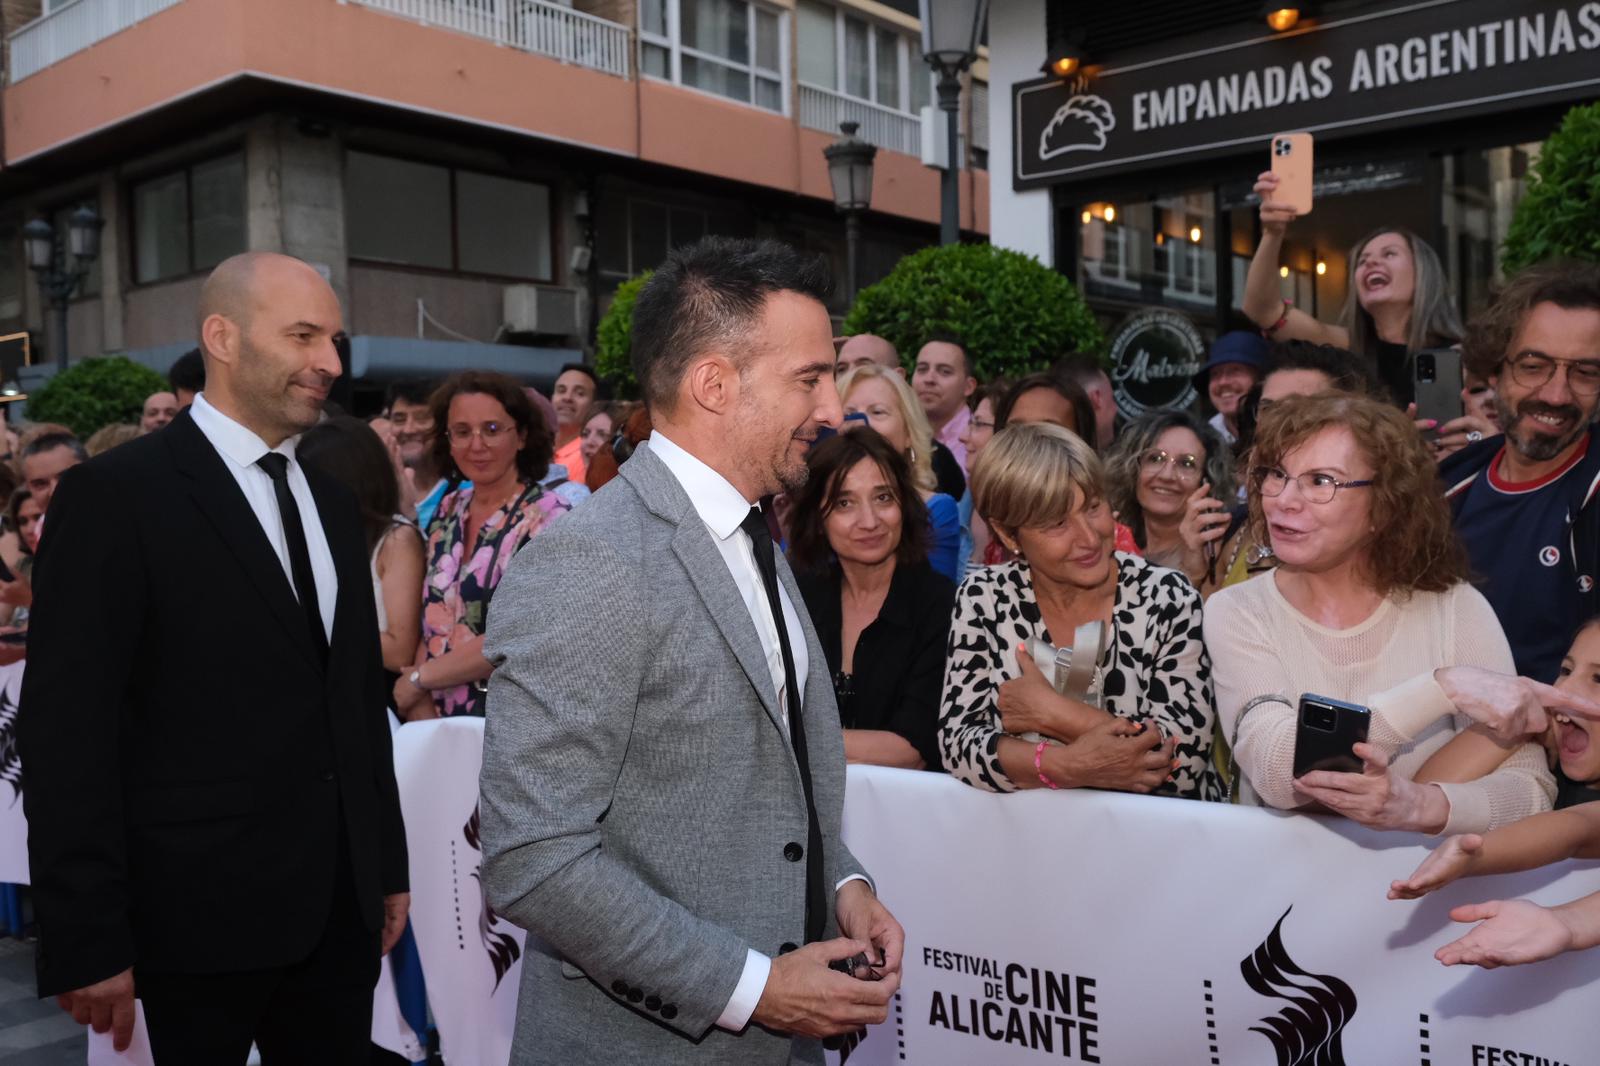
<box><xmin>132</xmin><ymin>154</ymin><xmax>245</xmax><ymax>285</ymax></box>
<box><xmin>795</xmin><ymin>0</ymin><xmax>928</xmax><ymax>114</ymax></box>
<box><xmin>345</xmin><ymin>151</ymin><xmax>553</xmax><ymax>281</ymax></box>
<box><xmin>0</xmin><ymin>224</ymin><xmax>20</xmax><ymax>322</ymax></box>
<box><xmin>596</xmin><ymin>195</ymin><xmax>747</xmax><ymax>279</ymax></box>
<box><xmin>50</xmin><ymin>203</ymin><xmax>102</xmax><ymax>298</ymax></box>
<box><xmin>641</xmin><ymin>0</ymin><xmax>787</xmax><ymax>114</ymax></box>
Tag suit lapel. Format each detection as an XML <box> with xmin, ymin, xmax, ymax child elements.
<box><xmin>624</xmin><ymin>446</ymin><xmax>790</xmax><ymax>741</ymax></box>
<box><xmin>166</xmin><ymin>411</ymin><xmax>321</xmax><ymax>671</ymax></box>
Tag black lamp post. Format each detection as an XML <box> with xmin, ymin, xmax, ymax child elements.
<box><xmin>919</xmin><ymin>0</ymin><xmax>988</xmax><ymax>246</ymax></box>
<box><xmin>824</xmin><ymin>121</ymin><xmax>878</xmax><ymax>305</ymax></box>
<box><xmin>23</xmin><ymin>204</ymin><xmax>103</xmax><ymax>372</ymax></box>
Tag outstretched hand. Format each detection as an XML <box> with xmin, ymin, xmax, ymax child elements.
<box><xmin>1435</xmin><ymin>666</ymin><xmax>1600</xmax><ymax>740</ymax></box>
<box><xmin>1436</xmin><ymin>899</ymin><xmax>1574</xmax><ymax>968</ymax></box>
<box><xmin>1389</xmin><ymin>834</ymin><xmax>1484</xmax><ymax>900</ymax></box>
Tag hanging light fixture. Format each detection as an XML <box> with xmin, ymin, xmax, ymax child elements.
<box><xmin>1262</xmin><ymin>3</ymin><xmax>1302</xmax><ymax>32</ymax></box>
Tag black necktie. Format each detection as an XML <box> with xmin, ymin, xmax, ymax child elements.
<box><xmin>257</xmin><ymin>452</ymin><xmax>329</xmax><ymax>665</ymax></box>
<box><xmin>740</xmin><ymin>506</ymin><xmax>826</xmax><ymax>945</ymax></box>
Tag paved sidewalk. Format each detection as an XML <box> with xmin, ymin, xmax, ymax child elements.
<box><xmin>0</xmin><ymin>938</ymin><xmax>81</xmax><ymax>1065</ymax></box>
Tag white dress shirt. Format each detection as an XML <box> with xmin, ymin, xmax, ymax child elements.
<box><xmin>190</xmin><ymin>393</ymin><xmax>338</xmax><ymax>640</ymax></box>
<box><xmin>648</xmin><ymin>432</ymin><xmax>867</xmax><ymax>1033</ymax></box>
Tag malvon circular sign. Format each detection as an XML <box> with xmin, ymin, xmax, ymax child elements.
<box><xmin>1107</xmin><ymin>308</ymin><xmax>1204</xmax><ymax>419</ymax></box>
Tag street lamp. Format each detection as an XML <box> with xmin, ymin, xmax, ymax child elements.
<box><xmin>24</xmin><ymin>205</ymin><xmax>103</xmax><ymax>372</ymax></box>
<box><xmin>920</xmin><ymin>0</ymin><xmax>988</xmax><ymax>246</ymax></box>
<box><xmin>824</xmin><ymin>121</ymin><xmax>878</xmax><ymax>306</ymax></box>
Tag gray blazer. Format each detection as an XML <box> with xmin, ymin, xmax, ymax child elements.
<box><xmin>480</xmin><ymin>442</ymin><xmax>867</xmax><ymax>1065</ymax></box>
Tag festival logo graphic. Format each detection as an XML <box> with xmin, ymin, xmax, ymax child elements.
<box><xmin>0</xmin><ymin>688</ymin><xmax>19</xmax><ymax>805</ymax></box>
<box><xmin>462</xmin><ymin>802</ymin><xmax>522</xmax><ymax>992</ymax></box>
<box><xmin>1039</xmin><ymin>93</ymin><xmax>1116</xmax><ymax>159</ymax></box>
<box><xmin>1239</xmin><ymin>906</ymin><xmax>1358</xmax><ymax>1066</ymax></box>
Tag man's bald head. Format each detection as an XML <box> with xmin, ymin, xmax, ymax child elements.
<box><xmin>196</xmin><ymin>251</ymin><xmax>344</xmax><ymax>447</ymax></box>
<box><xmin>836</xmin><ymin>333</ymin><xmax>902</xmax><ymax>378</ymax></box>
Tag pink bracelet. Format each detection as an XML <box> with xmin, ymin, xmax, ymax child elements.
<box><xmin>1263</xmin><ymin>297</ymin><xmax>1293</xmax><ymax>337</ymax></box>
<box><xmin>1034</xmin><ymin>740</ymin><xmax>1061</xmax><ymax>790</ymax></box>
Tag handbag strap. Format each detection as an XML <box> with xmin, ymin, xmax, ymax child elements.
<box><xmin>1226</xmin><ymin>693</ymin><xmax>1294</xmax><ymax>804</ymax></box>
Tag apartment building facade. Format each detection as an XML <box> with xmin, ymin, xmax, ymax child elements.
<box><xmin>0</xmin><ymin>0</ymin><xmax>991</xmax><ymax>398</ymax></box>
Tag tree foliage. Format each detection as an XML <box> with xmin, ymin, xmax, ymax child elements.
<box><xmin>842</xmin><ymin>243</ymin><xmax>1104</xmax><ymax>380</ymax></box>
<box><xmin>26</xmin><ymin>357</ymin><xmax>167</xmax><ymax>439</ymax></box>
<box><xmin>594</xmin><ymin>272</ymin><xmax>651</xmax><ymax>400</ymax></box>
<box><xmin>1502</xmin><ymin>101</ymin><xmax>1600</xmax><ymax>273</ymax></box>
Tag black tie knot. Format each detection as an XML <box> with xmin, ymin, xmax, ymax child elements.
<box><xmin>741</xmin><ymin>506</ymin><xmax>772</xmax><ymax>549</ymax></box>
<box><xmin>256</xmin><ymin>452</ymin><xmax>290</xmax><ymax>482</ymax></box>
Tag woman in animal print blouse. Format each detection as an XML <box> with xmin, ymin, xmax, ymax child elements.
<box><xmin>938</xmin><ymin>422</ymin><xmax>1221</xmax><ymax>799</ymax></box>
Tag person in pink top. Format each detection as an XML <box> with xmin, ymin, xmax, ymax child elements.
<box><xmin>913</xmin><ymin>334</ymin><xmax>977</xmax><ymax>472</ymax></box>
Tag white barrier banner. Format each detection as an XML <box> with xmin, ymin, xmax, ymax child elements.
<box><xmin>0</xmin><ymin>660</ymin><xmax>28</xmax><ymax>885</ymax></box>
<box><xmin>828</xmin><ymin>765</ymin><xmax>1600</xmax><ymax>1066</ymax></box>
<box><xmin>391</xmin><ymin>716</ymin><xmax>524</xmax><ymax>1066</ymax></box>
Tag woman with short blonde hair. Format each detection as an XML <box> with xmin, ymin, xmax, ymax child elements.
<box><xmin>939</xmin><ymin>422</ymin><xmax>1220</xmax><ymax>799</ymax></box>
<box><xmin>839</xmin><ymin>364</ymin><xmax>962</xmax><ymax>581</ymax></box>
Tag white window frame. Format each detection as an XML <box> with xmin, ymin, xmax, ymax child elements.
<box><xmin>640</xmin><ymin>0</ymin><xmax>790</xmax><ymax>116</ymax></box>
<box><xmin>799</xmin><ymin>3</ymin><xmax>930</xmax><ymax>117</ymax></box>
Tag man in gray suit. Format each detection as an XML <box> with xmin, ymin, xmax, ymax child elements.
<box><xmin>480</xmin><ymin>237</ymin><xmax>904</xmax><ymax>1064</ymax></box>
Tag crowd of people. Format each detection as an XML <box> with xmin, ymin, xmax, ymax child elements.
<box><xmin>10</xmin><ymin>211</ymin><xmax>1600</xmax><ymax>1058</ymax></box>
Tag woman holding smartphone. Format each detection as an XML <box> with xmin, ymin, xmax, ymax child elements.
<box><xmin>1204</xmin><ymin>392</ymin><xmax>1555</xmax><ymax>832</ymax></box>
<box><xmin>1242</xmin><ymin>171</ymin><xmax>1463</xmax><ymax>408</ymax></box>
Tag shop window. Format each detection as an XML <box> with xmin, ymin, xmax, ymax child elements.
<box><xmin>0</xmin><ymin>225</ymin><xmax>19</xmax><ymax>321</ymax></box>
<box><xmin>345</xmin><ymin>151</ymin><xmax>552</xmax><ymax>281</ymax></box>
<box><xmin>133</xmin><ymin>154</ymin><xmax>245</xmax><ymax>285</ymax></box>
<box><xmin>1442</xmin><ymin>142</ymin><xmax>1542</xmax><ymax>317</ymax></box>
<box><xmin>641</xmin><ymin>0</ymin><xmax>786</xmax><ymax>114</ymax></box>
<box><xmin>1078</xmin><ymin>190</ymin><xmax>1216</xmax><ymax>315</ymax></box>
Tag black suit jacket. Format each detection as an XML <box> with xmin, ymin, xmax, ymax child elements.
<box><xmin>794</xmin><ymin>559</ymin><xmax>955</xmax><ymax>770</ymax></box>
<box><xmin>18</xmin><ymin>410</ymin><xmax>407</xmax><ymax>996</ymax></box>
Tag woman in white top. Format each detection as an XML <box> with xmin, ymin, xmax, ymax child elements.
<box><xmin>1205</xmin><ymin>393</ymin><xmax>1554</xmax><ymax>834</ymax></box>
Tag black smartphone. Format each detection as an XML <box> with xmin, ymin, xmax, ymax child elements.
<box><xmin>1413</xmin><ymin>348</ymin><xmax>1464</xmax><ymax>437</ymax></box>
<box><xmin>1292</xmin><ymin>693</ymin><xmax>1370</xmax><ymax>777</ymax></box>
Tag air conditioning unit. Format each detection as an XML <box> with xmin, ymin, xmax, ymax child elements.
<box><xmin>503</xmin><ymin>285</ymin><xmax>581</xmax><ymax>336</ymax></box>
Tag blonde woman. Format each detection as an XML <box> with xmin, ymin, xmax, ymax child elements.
<box><xmin>839</xmin><ymin>364</ymin><xmax>962</xmax><ymax>581</ymax></box>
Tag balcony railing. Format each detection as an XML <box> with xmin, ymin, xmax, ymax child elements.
<box><xmin>797</xmin><ymin>82</ymin><xmax>920</xmax><ymax>157</ymax></box>
<box><xmin>7</xmin><ymin>0</ymin><xmax>184</xmax><ymax>83</ymax></box>
<box><xmin>352</xmin><ymin>0</ymin><xmax>631</xmax><ymax>78</ymax></box>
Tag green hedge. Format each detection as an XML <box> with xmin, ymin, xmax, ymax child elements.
<box><xmin>842</xmin><ymin>243</ymin><xmax>1104</xmax><ymax>380</ymax></box>
<box><xmin>594</xmin><ymin>272</ymin><xmax>651</xmax><ymax>400</ymax></box>
<box><xmin>26</xmin><ymin>356</ymin><xmax>167</xmax><ymax>439</ymax></box>
<box><xmin>1502</xmin><ymin>100</ymin><xmax>1600</xmax><ymax>273</ymax></box>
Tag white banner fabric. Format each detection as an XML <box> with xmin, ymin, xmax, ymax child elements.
<box><xmin>0</xmin><ymin>660</ymin><xmax>28</xmax><ymax>885</ymax></box>
<box><xmin>391</xmin><ymin>716</ymin><xmax>524</xmax><ymax>1066</ymax></box>
<box><xmin>827</xmin><ymin>765</ymin><xmax>1600</xmax><ymax>1066</ymax></box>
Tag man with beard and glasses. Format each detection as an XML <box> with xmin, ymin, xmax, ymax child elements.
<box><xmin>20</xmin><ymin>252</ymin><xmax>408</xmax><ymax>1062</ymax></box>
<box><xmin>478</xmin><ymin>237</ymin><xmax>903</xmax><ymax>1065</ymax></box>
<box><xmin>1443</xmin><ymin>262</ymin><xmax>1600</xmax><ymax>682</ymax></box>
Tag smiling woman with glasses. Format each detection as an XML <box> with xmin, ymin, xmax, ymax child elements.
<box><xmin>1104</xmin><ymin>409</ymin><xmax>1234</xmax><ymax>582</ymax></box>
<box><xmin>393</xmin><ymin>370</ymin><xmax>570</xmax><ymax>720</ymax></box>
<box><xmin>1205</xmin><ymin>392</ymin><xmax>1555</xmax><ymax>834</ymax></box>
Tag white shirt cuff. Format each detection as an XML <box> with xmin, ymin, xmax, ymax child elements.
<box><xmin>836</xmin><ymin>873</ymin><xmax>872</xmax><ymax>894</ymax></box>
<box><xmin>715</xmin><ymin>949</ymin><xmax>770</xmax><ymax>1032</ymax></box>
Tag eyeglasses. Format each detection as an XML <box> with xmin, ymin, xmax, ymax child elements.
<box><xmin>1250</xmin><ymin>466</ymin><xmax>1373</xmax><ymax>505</ymax></box>
<box><xmin>446</xmin><ymin>422</ymin><xmax>513</xmax><ymax>445</ymax></box>
<box><xmin>1503</xmin><ymin>352</ymin><xmax>1600</xmax><ymax>397</ymax></box>
<box><xmin>1141</xmin><ymin>449</ymin><xmax>1203</xmax><ymax>481</ymax></box>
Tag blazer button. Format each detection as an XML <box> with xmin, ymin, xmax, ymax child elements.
<box><xmin>645</xmin><ymin>994</ymin><xmax>662</xmax><ymax>1011</ymax></box>
<box><xmin>612</xmin><ymin>979</ymin><xmax>628</xmax><ymax>996</ymax></box>
<box><xmin>661</xmin><ymin>1004</ymin><xmax>678</xmax><ymax>1020</ymax></box>
<box><xmin>783</xmin><ymin>842</ymin><xmax>803</xmax><ymax>862</ymax></box>
<box><xmin>779</xmin><ymin>942</ymin><xmax>798</xmax><ymax>954</ymax></box>
<box><xmin>627</xmin><ymin>987</ymin><xmax>644</xmax><ymax>1004</ymax></box>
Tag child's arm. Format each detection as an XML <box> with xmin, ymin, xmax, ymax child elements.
<box><xmin>1436</xmin><ymin>891</ymin><xmax>1600</xmax><ymax>968</ymax></box>
<box><xmin>1389</xmin><ymin>803</ymin><xmax>1600</xmax><ymax>900</ymax></box>
<box><xmin>1413</xmin><ymin>726</ymin><xmax>1524</xmax><ymax>784</ymax></box>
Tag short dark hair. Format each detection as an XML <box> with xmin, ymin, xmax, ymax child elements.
<box><xmin>968</xmin><ymin>377</ymin><xmax>1010</xmax><ymax>414</ymax></box>
<box><xmin>428</xmin><ymin>370</ymin><xmax>554</xmax><ymax>485</ymax></box>
<box><xmin>918</xmin><ymin>331</ymin><xmax>975</xmax><ymax>380</ymax></box>
<box><xmin>21</xmin><ymin>430</ymin><xmax>87</xmax><ymax>463</ymax></box>
<box><xmin>995</xmin><ymin>372</ymin><xmax>1097</xmax><ymax>450</ymax></box>
<box><xmin>168</xmin><ymin>348</ymin><xmax>205</xmax><ymax>395</ymax></box>
<box><xmin>385</xmin><ymin>378</ymin><xmax>439</xmax><ymax>411</ymax></box>
<box><xmin>1051</xmin><ymin>352</ymin><xmax>1109</xmax><ymax>389</ymax></box>
<box><xmin>631</xmin><ymin>237</ymin><xmax>832</xmax><ymax>411</ymax></box>
<box><xmin>556</xmin><ymin>362</ymin><xmax>609</xmax><ymax>402</ymax></box>
<box><xmin>298</xmin><ymin>416</ymin><xmax>403</xmax><ymax>555</ymax></box>
<box><xmin>1264</xmin><ymin>341</ymin><xmax>1383</xmax><ymax>396</ymax></box>
<box><xmin>786</xmin><ymin>427</ymin><xmax>930</xmax><ymax>573</ymax></box>
<box><xmin>1463</xmin><ymin>261</ymin><xmax>1600</xmax><ymax>380</ymax></box>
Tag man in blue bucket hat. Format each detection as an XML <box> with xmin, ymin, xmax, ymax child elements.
<box><xmin>1195</xmin><ymin>330</ymin><xmax>1269</xmax><ymax>445</ymax></box>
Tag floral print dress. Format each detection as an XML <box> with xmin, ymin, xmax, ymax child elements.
<box><xmin>422</xmin><ymin>480</ymin><xmax>568</xmax><ymax>716</ymax></box>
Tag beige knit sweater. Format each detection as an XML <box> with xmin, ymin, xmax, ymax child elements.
<box><xmin>1204</xmin><ymin>572</ymin><xmax>1555</xmax><ymax>833</ymax></box>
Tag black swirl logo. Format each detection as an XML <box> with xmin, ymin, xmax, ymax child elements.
<box><xmin>1240</xmin><ymin>906</ymin><xmax>1358</xmax><ymax>1066</ymax></box>
<box><xmin>463</xmin><ymin>802</ymin><xmax>522</xmax><ymax>992</ymax></box>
